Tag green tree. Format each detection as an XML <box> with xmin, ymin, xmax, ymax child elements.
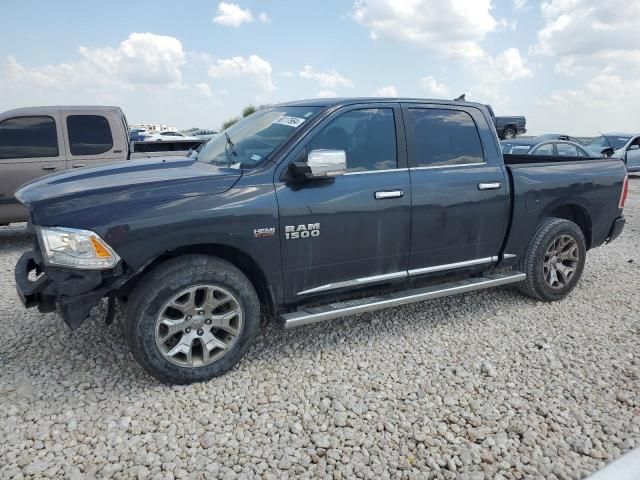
<box><xmin>242</xmin><ymin>105</ymin><xmax>257</xmax><ymax>118</ymax></box>
<box><xmin>221</xmin><ymin>116</ymin><xmax>240</xmax><ymax>131</ymax></box>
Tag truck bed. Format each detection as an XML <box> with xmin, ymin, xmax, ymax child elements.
<box><xmin>502</xmin><ymin>155</ymin><xmax>626</xmax><ymax>265</ymax></box>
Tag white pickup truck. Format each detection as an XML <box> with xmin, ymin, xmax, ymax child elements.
<box><xmin>0</xmin><ymin>106</ymin><xmax>204</xmax><ymax>225</ymax></box>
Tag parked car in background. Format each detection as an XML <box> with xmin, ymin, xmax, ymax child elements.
<box><xmin>192</xmin><ymin>129</ymin><xmax>219</xmax><ymax>140</ymax></box>
<box><xmin>14</xmin><ymin>97</ymin><xmax>627</xmax><ymax>384</ymax></box>
<box><xmin>484</xmin><ymin>105</ymin><xmax>526</xmax><ymax>139</ymax></box>
<box><xmin>145</xmin><ymin>131</ymin><xmax>200</xmax><ymax>141</ymax></box>
<box><xmin>0</xmin><ymin>106</ymin><xmax>205</xmax><ymax>225</ymax></box>
<box><xmin>129</xmin><ymin>128</ymin><xmax>149</xmax><ymax>142</ymax></box>
<box><xmin>501</xmin><ymin>137</ymin><xmax>593</xmax><ymax>157</ymax></box>
<box><xmin>532</xmin><ymin>133</ymin><xmax>583</xmax><ymax>144</ymax></box>
<box><xmin>585</xmin><ymin>133</ymin><xmax>640</xmax><ymax>172</ymax></box>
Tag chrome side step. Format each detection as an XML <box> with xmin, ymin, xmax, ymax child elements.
<box><xmin>281</xmin><ymin>271</ymin><xmax>526</xmax><ymax>329</ymax></box>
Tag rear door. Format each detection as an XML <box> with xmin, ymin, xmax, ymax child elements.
<box><xmin>0</xmin><ymin>113</ymin><xmax>66</xmax><ymax>222</ymax></box>
<box><xmin>275</xmin><ymin>103</ymin><xmax>411</xmax><ymax>300</ymax></box>
<box><xmin>61</xmin><ymin>110</ymin><xmax>127</xmax><ymax>169</ymax></box>
<box><xmin>402</xmin><ymin>103</ymin><xmax>509</xmax><ymax>276</ymax></box>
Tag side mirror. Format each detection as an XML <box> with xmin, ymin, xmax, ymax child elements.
<box><xmin>289</xmin><ymin>149</ymin><xmax>347</xmax><ymax>180</ymax></box>
<box><xmin>629</xmin><ymin>144</ymin><xmax>640</xmax><ymax>151</ymax></box>
<box><xmin>600</xmin><ymin>147</ymin><xmax>615</xmax><ymax>158</ymax></box>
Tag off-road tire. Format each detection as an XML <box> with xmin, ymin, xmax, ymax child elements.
<box><xmin>125</xmin><ymin>255</ymin><xmax>260</xmax><ymax>384</ymax></box>
<box><xmin>517</xmin><ymin>218</ymin><xmax>586</xmax><ymax>302</ymax></box>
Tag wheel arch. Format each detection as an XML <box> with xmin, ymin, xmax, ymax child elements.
<box><xmin>121</xmin><ymin>243</ymin><xmax>275</xmax><ymax>319</ymax></box>
<box><xmin>547</xmin><ymin>203</ymin><xmax>592</xmax><ymax>249</ymax></box>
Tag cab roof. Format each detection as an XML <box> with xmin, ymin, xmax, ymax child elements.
<box><xmin>277</xmin><ymin>97</ymin><xmax>488</xmax><ymax>110</ymax></box>
<box><xmin>2</xmin><ymin>105</ymin><xmax>124</xmax><ymax>116</ymax></box>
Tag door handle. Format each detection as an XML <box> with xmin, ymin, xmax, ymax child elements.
<box><xmin>375</xmin><ymin>190</ymin><xmax>404</xmax><ymax>199</ymax></box>
<box><xmin>478</xmin><ymin>182</ymin><xmax>502</xmax><ymax>190</ymax></box>
<box><xmin>72</xmin><ymin>164</ymin><xmax>87</xmax><ymax>168</ymax></box>
<box><xmin>41</xmin><ymin>166</ymin><xmax>57</xmax><ymax>171</ymax></box>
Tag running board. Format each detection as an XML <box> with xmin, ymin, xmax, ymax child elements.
<box><xmin>281</xmin><ymin>271</ymin><xmax>526</xmax><ymax>329</ymax></box>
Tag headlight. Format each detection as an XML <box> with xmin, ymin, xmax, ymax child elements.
<box><xmin>38</xmin><ymin>227</ymin><xmax>121</xmax><ymax>270</ymax></box>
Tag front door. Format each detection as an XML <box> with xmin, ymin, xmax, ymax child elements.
<box><xmin>402</xmin><ymin>104</ymin><xmax>509</xmax><ymax>275</ymax></box>
<box><xmin>275</xmin><ymin>104</ymin><xmax>411</xmax><ymax>300</ymax></box>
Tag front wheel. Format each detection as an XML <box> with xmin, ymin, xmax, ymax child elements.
<box><xmin>125</xmin><ymin>255</ymin><xmax>260</xmax><ymax>384</ymax></box>
<box><xmin>517</xmin><ymin>218</ymin><xmax>587</xmax><ymax>302</ymax></box>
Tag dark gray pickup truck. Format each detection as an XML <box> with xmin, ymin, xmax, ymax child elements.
<box><xmin>485</xmin><ymin>105</ymin><xmax>527</xmax><ymax>139</ymax></box>
<box><xmin>14</xmin><ymin>98</ymin><xmax>627</xmax><ymax>384</ymax></box>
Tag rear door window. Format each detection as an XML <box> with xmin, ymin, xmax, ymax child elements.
<box><xmin>532</xmin><ymin>143</ymin><xmax>554</xmax><ymax>156</ymax></box>
<box><xmin>556</xmin><ymin>143</ymin><xmax>578</xmax><ymax>156</ymax></box>
<box><xmin>0</xmin><ymin>116</ymin><xmax>59</xmax><ymax>160</ymax></box>
<box><xmin>67</xmin><ymin>115</ymin><xmax>113</xmax><ymax>155</ymax></box>
<box><xmin>406</xmin><ymin>108</ymin><xmax>484</xmax><ymax>167</ymax></box>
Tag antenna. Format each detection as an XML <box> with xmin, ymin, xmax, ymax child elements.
<box><xmin>454</xmin><ymin>94</ymin><xmax>466</xmax><ymax>101</ymax></box>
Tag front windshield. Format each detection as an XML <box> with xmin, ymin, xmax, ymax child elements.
<box><xmin>590</xmin><ymin>135</ymin><xmax>630</xmax><ymax>150</ymax></box>
<box><xmin>196</xmin><ymin>106</ymin><xmax>321</xmax><ymax>168</ymax></box>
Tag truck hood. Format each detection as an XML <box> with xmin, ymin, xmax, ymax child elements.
<box><xmin>15</xmin><ymin>157</ymin><xmax>242</xmax><ymax>224</ymax></box>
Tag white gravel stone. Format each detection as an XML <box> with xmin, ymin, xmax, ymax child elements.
<box><xmin>1</xmin><ymin>179</ymin><xmax>640</xmax><ymax>478</ymax></box>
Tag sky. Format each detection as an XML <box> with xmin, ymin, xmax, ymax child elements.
<box><xmin>1</xmin><ymin>0</ymin><xmax>639</xmax><ymax>135</ymax></box>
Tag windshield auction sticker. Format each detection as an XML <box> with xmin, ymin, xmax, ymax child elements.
<box><xmin>274</xmin><ymin>115</ymin><xmax>306</xmax><ymax>128</ymax></box>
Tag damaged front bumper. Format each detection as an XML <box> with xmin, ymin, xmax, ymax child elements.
<box><xmin>15</xmin><ymin>250</ymin><xmax>122</xmax><ymax>329</ymax></box>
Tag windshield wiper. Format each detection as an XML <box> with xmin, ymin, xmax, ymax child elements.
<box><xmin>225</xmin><ymin>132</ymin><xmax>238</xmax><ymax>157</ymax></box>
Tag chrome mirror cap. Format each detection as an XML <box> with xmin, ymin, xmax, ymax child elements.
<box><xmin>307</xmin><ymin>149</ymin><xmax>347</xmax><ymax>178</ymax></box>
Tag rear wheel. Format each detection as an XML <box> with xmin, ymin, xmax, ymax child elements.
<box><xmin>125</xmin><ymin>255</ymin><xmax>260</xmax><ymax>384</ymax></box>
<box><xmin>503</xmin><ymin>127</ymin><xmax>516</xmax><ymax>139</ymax></box>
<box><xmin>517</xmin><ymin>218</ymin><xmax>586</xmax><ymax>301</ymax></box>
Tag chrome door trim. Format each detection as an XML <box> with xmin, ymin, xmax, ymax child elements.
<box><xmin>409</xmin><ymin>162</ymin><xmax>487</xmax><ymax>171</ymax></box>
<box><xmin>408</xmin><ymin>256</ymin><xmax>498</xmax><ymax>276</ymax></box>
<box><xmin>297</xmin><ymin>270</ymin><xmax>408</xmax><ymax>296</ymax></box>
<box><xmin>503</xmin><ymin>253</ymin><xmax>517</xmax><ymax>259</ymax></box>
<box><xmin>343</xmin><ymin>168</ymin><xmax>402</xmax><ymax>176</ymax></box>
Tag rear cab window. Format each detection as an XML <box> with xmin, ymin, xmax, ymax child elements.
<box><xmin>66</xmin><ymin>115</ymin><xmax>113</xmax><ymax>155</ymax></box>
<box><xmin>0</xmin><ymin>116</ymin><xmax>59</xmax><ymax>160</ymax></box>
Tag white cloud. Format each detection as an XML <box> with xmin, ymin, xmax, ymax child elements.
<box><xmin>79</xmin><ymin>32</ymin><xmax>186</xmax><ymax>85</ymax></box>
<box><xmin>419</xmin><ymin>76</ymin><xmax>449</xmax><ymax>97</ymax></box>
<box><xmin>1</xmin><ymin>32</ymin><xmax>186</xmax><ymax>91</ymax></box>
<box><xmin>533</xmin><ymin>0</ymin><xmax>640</xmax><ymax>74</ymax></box>
<box><xmin>372</xmin><ymin>85</ymin><xmax>399</xmax><ymax>97</ymax></box>
<box><xmin>486</xmin><ymin>48</ymin><xmax>532</xmax><ymax>82</ymax></box>
<box><xmin>213</xmin><ymin>2</ymin><xmax>254</xmax><ymax>27</ymax></box>
<box><xmin>513</xmin><ymin>0</ymin><xmax>527</xmax><ymax>9</ymax></box>
<box><xmin>531</xmin><ymin>74</ymin><xmax>640</xmax><ymax>134</ymax></box>
<box><xmin>194</xmin><ymin>82</ymin><xmax>213</xmax><ymax>97</ymax></box>
<box><xmin>299</xmin><ymin>65</ymin><xmax>353</xmax><ymax>88</ymax></box>
<box><xmin>259</xmin><ymin>12</ymin><xmax>271</xmax><ymax>23</ymax></box>
<box><xmin>208</xmin><ymin>54</ymin><xmax>274</xmax><ymax>91</ymax></box>
<box><xmin>316</xmin><ymin>90</ymin><xmax>338</xmax><ymax>98</ymax></box>
<box><xmin>352</xmin><ymin>0</ymin><xmax>496</xmax><ymax>58</ymax></box>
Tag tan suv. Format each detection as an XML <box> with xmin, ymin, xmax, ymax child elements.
<box><xmin>0</xmin><ymin>106</ymin><xmax>129</xmax><ymax>225</ymax></box>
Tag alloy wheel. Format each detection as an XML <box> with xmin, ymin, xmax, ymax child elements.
<box><xmin>543</xmin><ymin>234</ymin><xmax>579</xmax><ymax>289</ymax></box>
<box><xmin>154</xmin><ymin>285</ymin><xmax>243</xmax><ymax>367</ymax></box>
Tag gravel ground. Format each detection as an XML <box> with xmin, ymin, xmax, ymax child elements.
<box><xmin>1</xmin><ymin>180</ymin><xmax>639</xmax><ymax>480</ymax></box>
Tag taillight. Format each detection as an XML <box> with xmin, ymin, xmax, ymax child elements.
<box><xmin>619</xmin><ymin>174</ymin><xmax>629</xmax><ymax>209</ymax></box>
